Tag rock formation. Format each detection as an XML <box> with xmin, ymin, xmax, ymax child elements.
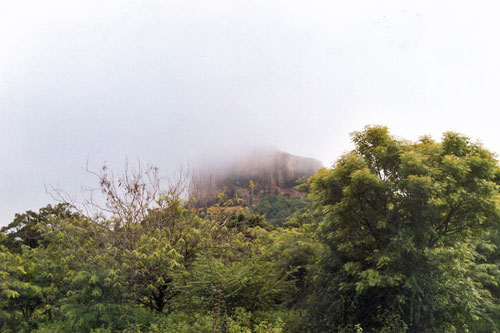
<box><xmin>190</xmin><ymin>148</ymin><xmax>322</xmax><ymax>207</ymax></box>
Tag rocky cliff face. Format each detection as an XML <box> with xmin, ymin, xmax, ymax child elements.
<box><xmin>190</xmin><ymin>148</ymin><xmax>322</xmax><ymax>207</ymax></box>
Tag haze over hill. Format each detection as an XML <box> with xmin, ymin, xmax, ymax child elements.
<box><xmin>190</xmin><ymin>148</ymin><xmax>322</xmax><ymax>207</ymax></box>
<box><xmin>5</xmin><ymin>0</ymin><xmax>500</xmax><ymax>228</ymax></box>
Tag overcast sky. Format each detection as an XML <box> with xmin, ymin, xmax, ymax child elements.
<box><xmin>2</xmin><ymin>1</ymin><xmax>500</xmax><ymax>226</ymax></box>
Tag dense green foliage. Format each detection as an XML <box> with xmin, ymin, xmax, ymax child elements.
<box><xmin>305</xmin><ymin>126</ymin><xmax>500</xmax><ymax>332</ymax></box>
<box><xmin>252</xmin><ymin>194</ymin><xmax>308</xmax><ymax>226</ymax></box>
<box><xmin>2</xmin><ymin>126</ymin><xmax>500</xmax><ymax>332</ymax></box>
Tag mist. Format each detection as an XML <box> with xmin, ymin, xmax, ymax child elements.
<box><xmin>3</xmin><ymin>1</ymin><xmax>500</xmax><ymax>226</ymax></box>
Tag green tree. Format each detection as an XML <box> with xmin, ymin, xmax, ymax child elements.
<box><xmin>252</xmin><ymin>194</ymin><xmax>308</xmax><ymax>226</ymax></box>
<box><xmin>0</xmin><ymin>205</ymin><xmax>80</xmax><ymax>332</ymax></box>
<box><xmin>0</xmin><ymin>233</ymin><xmax>40</xmax><ymax>332</ymax></box>
<box><xmin>1</xmin><ymin>204</ymin><xmax>76</xmax><ymax>252</ymax></box>
<box><xmin>171</xmin><ymin>223</ymin><xmax>297</xmax><ymax>332</ymax></box>
<box><xmin>306</xmin><ymin>126</ymin><xmax>500</xmax><ymax>332</ymax></box>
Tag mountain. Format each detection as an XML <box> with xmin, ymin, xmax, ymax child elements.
<box><xmin>190</xmin><ymin>148</ymin><xmax>323</xmax><ymax>207</ymax></box>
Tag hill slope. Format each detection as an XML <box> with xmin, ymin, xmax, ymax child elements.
<box><xmin>190</xmin><ymin>148</ymin><xmax>322</xmax><ymax>207</ymax></box>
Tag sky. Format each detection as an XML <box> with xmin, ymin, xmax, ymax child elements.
<box><xmin>2</xmin><ymin>0</ymin><xmax>500</xmax><ymax>226</ymax></box>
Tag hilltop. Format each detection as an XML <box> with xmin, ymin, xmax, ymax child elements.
<box><xmin>189</xmin><ymin>148</ymin><xmax>323</xmax><ymax>208</ymax></box>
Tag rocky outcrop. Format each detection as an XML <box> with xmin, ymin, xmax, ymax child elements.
<box><xmin>190</xmin><ymin>148</ymin><xmax>322</xmax><ymax>207</ymax></box>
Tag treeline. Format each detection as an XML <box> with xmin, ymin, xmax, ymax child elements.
<box><xmin>2</xmin><ymin>126</ymin><xmax>500</xmax><ymax>332</ymax></box>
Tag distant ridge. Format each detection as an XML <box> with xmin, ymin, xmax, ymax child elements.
<box><xmin>190</xmin><ymin>148</ymin><xmax>323</xmax><ymax>207</ymax></box>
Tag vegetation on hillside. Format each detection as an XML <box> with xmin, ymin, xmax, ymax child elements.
<box><xmin>2</xmin><ymin>126</ymin><xmax>500</xmax><ymax>332</ymax></box>
<box><xmin>252</xmin><ymin>194</ymin><xmax>308</xmax><ymax>226</ymax></box>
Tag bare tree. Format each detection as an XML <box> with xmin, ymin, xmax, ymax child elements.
<box><xmin>47</xmin><ymin>160</ymin><xmax>193</xmax><ymax>245</ymax></box>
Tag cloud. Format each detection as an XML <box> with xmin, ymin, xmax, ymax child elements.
<box><xmin>2</xmin><ymin>0</ymin><xmax>500</xmax><ymax>225</ymax></box>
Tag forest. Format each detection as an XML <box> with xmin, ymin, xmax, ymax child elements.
<box><xmin>2</xmin><ymin>126</ymin><xmax>500</xmax><ymax>332</ymax></box>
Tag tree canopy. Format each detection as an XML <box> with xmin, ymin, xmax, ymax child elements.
<box><xmin>1</xmin><ymin>126</ymin><xmax>500</xmax><ymax>332</ymax></box>
<box><xmin>306</xmin><ymin>126</ymin><xmax>500</xmax><ymax>332</ymax></box>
